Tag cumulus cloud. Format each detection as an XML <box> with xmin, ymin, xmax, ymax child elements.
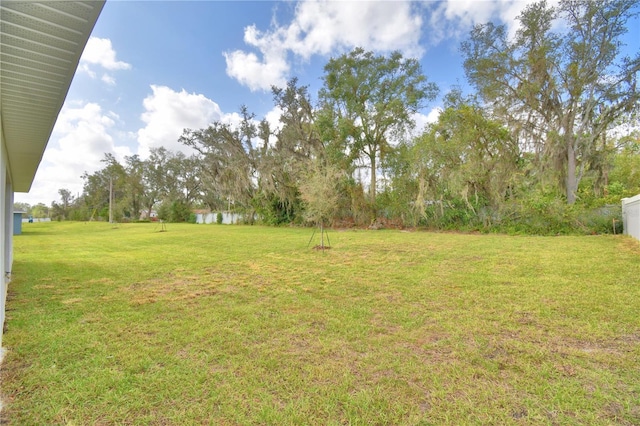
<box><xmin>16</xmin><ymin>102</ymin><xmax>132</xmax><ymax>205</ymax></box>
<box><xmin>81</xmin><ymin>37</ymin><xmax>131</xmax><ymax>70</ymax></box>
<box><xmin>223</xmin><ymin>1</ymin><xmax>563</xmax><ymax>92</ymax></box>
<box><xmin>136</xmin><ymin>85</ymin><xmax>230</xmax><ymax>157</ymax></box>
<box><xmin>264</xmin><ymin>106</ymin><xmax>284</xmax><ymax>132</ymax></box>
<box><xmin>225</xmin><ymin>0</ymin><xmax>424</xmax><ymax>91</ymax></box>
<box><xmin>385</xmin><ymin>107</ymin><xmax>442</xmax><ymax>145</ymax></box>
<box><xmin>286</xmin><ymin>1</ymin><xmax>424</xmax><ymax>58</ymax></box>
<box><xmin>414</xmin><ymin>107</ymin><xmax>443</xmax><ymax>132</ymax></box>
<box><xmin>16</xmin><ymin>84</ymin><xmax>243</xmax><ymax>206</ymax></box>
<box><xmin>224</xmin><ymin>41</ymin><xmax>290</xmax><ymax>92</ymax></box>
<box><xmin>79</xmin><ymin>37</ymin><xmax>131</xmax><ymax>84</ymax></box>
<box><xmin>101</xmin><ymin>74</ymin><xmax>116</xmax><ymax>86</ymax></box>
<box><xmin>263</xmin><ymin>106</ymin><xmax>284</xmax><ymax>147</ymax></box>
<box><xmin>427</xmin><ymin>0</ymin><xmax>562</xmax><ymax>43</ymax></box>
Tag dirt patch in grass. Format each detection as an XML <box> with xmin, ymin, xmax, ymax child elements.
<box><xmin>125</xmin><ymin>270</ymin><xmax>224</xmax><ymax>305</ymax></box>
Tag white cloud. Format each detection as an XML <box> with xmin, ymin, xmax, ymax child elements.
<box><xmin>428</xmin><ymin>0</ymin><xmax>562</xmax><ymax>43</ymax></box>
<box><xmin>264</xmin><ymin>106</ymin><xmax>284</xmax><ymax>147</ymax></box>
<box><xmin>136</xmin><ymin>85</ymin><xmax>229</xmax><ymax>157</ymax></box>
<box><xmin>287</xmin><ymin>1</ymin><xmax>424</xmax><ymax>58</ymax></box>
<box><xmin>225</xmin><ymin>0</ymin><xmax>424</xmax><ymax>91</ymax></box>
<box><xmin>81</xmin><ymin>37</ymin><xmax>131</xmax><ymax>70</ymax></box>
<box><xmin>223</xmin><ymin>1</ymin><xmax>569</xmax><ymax>92</ymax></box>
<box><xmin>79</xmin><ymin>37</ymin><xmax>131</xmax><ymax>85</ymax></box>
<box><xmin>386</xmin><ymin>107</ymin><xmax>442</xmax><ymax>145</ymax></box>
<box><xmin>415</xmin><ymin>107</ymin><xmax>443</xmax><ymax>131</ymax></box>
<box><xmin>264</xmin><ymin>106</ymin><xmax>284</xmax><ymax>132</ymax></box>
<box><xmin>224</xmin><ymin>44</ymin><xmax>289</xmax><ymax>92</ymax></box>
<box><xmin>15</xmin><ymin>102</ymin><xmax>132</xmax><ymax>206</ymax></box>
<box><xmin>101</xmin><ymin>73</ymin><xmax>116</xmax><ymax>86</ymax></box>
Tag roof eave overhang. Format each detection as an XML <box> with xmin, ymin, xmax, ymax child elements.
<box><xmin>1</xmin><ymin>1</ymin><xmax>106</xmax><ymax>192</ymax></box>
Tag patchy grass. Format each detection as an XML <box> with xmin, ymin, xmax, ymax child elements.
<box><xmin>2</xmin><ymin>221</ymin><xmax>640</xmax><ymax>425</ymax></box>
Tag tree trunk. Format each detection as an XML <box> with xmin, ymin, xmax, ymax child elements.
<box><xmin>369</xmin><ymin>151</ymin><xmax>378</xmax><ymax>222</ymax></box>
<box><xmin>369</xmin><ymin>153</ymin><xmax>376</xmax><ymax>203</ymax></box>
<box><xmin>566</xmin><ymin>142</ymin><xmax>577</xmax><ymax>204</ymax></box>
<box><xmin>109</xmin><ymin>176</ymin><xmax>113</xmax><ymax>223</ymax></box>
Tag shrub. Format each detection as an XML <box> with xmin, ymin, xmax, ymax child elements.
<box><xmin>578</xmin><ymin>205</ymin><xmax>623</xmax><ymax>235</ymax></box>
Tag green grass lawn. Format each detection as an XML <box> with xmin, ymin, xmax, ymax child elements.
<box><xmin>2</xmin><ymin>221</ymin><xmax>639</xmax><ymax>425</ymax></box>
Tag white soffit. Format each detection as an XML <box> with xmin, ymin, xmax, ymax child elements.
<box><xmin>1</xmin><ymin>0</ymin><xmax>105</xmax><ymax>192</ymax></box>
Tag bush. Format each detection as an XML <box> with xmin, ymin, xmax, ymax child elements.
<box><xmin>578</xmin><ymin>205</ymin><xmax>623</xmax><ymax>235</ymax></box>
<box><xmin>157</xmin><ymin>200</ymin><xmax>193</xmax><ymax>223</ymax></box>
<box><xmin>216</xmin><ymin>212</ymin><xmax>223</xmax><ymax>224</ymax></box>
<box><xmin>254</xmin><ymin>192</ymin><xmax>301</xmax><ymax>225</ymax></box>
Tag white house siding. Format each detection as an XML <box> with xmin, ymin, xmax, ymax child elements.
<box><xmin>1</xmin><ymin>121</ymin><xmax>12</xmax><ymax>349</ymax></box>
<box><xmin>0</xmin><ymin>0</ymin><xmax>105</xmax><ymax>354</ymax></box>
<box><xmin>622</xmin><ymin>194</ymin><xmax>640</xmax><ymax>241</ymax></box>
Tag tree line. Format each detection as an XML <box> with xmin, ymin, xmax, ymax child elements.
<box><xmin>19</xmin><ymin>1</ymin><xmax>640</xmax><ymax>234</ymax></box>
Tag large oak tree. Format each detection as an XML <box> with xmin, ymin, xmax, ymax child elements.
<box><xmin>461</xmin><ymin>0</ymin><xmax>640</xmax><ymax>204</ymax></box>
<box><xmin>318</xmin><ymin>48</ymin><xmax>438</xmax><ymax>210</ymax></box>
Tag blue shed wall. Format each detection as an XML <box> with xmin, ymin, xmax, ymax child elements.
<box><xmin>13</xmin><ymin>212</ymin><xmax>21</xmax><ymax>235</ymax></box>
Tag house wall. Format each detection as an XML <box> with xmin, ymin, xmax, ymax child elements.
<box><xmin>622</xmin><ymin>194</ymin><xmax>640</xmax><ymax>241</ymax></box>
<box><xmin>1</xmin><ymin>117</ymin><xmax>12</xmax><ymax>349</ymax></box>
<box><xmin>1</xmin><ymin>0</ymin><xmax>105</xmax><ymax>354</ymax></box>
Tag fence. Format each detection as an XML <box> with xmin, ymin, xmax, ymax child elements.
<box><xmin>622</xmin><ymin>194</ymin><xmax>640</xmax><ymax>241</ymax></box>
<box><xmin>22</xmin><ymin>218</ymin><xmax>51</xmax><ymax>223</ymax></box>
<box><xmin>195</xmin><ymin>212</ymin><xmax>239</xmax><ymax>225</ymax></box>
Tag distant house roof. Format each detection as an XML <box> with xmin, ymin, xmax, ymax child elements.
<box><xmin>1</xmin><ymin>1</ymin><xmax>105</xmax><ymax>192</ymax></box>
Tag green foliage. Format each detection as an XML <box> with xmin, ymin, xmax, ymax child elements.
<box><xmin>31</xmin><ymin>203</ymin><xmax>49</xmax><ymax>219</ymax></box>
<box><xmin>68</xmin><ymin>206</ymin><xmax>90</xmax><ymax>222</ymax></box>
<box><xmin>492</xmin><ymin>188</ymin><xmax>625</xmax><ymax>235</ymax></box>
<box><xmin>254</xmin><ymin>191</ymin><xmax>301</xmax><ymax>225</ymax></box>
<box><xmin>216</xmin><ymin>212</ymin><xmax>223</xmax><ymax>224</ymax></box>
<box><xmin>13</xmin><ymin>202</ymin><xmax>30</xmax><ymax>213</ymax></box>
<box><xmin>378</xmin><ymin>143</ymin><xmax>422</xmax><ymax>226</ymax></box>
<box><xmin>501</xmin><ymin>192</ymin><xmax>580</xmax><ymax>234</ymax></box>
<box><xmin>259</xmin><ymin>78</ymin><xmax>323</xmax><ymax>220</ymax></box>
<box><xmin>609</xmin><ymin>136</ymin><xmax>640</xmax><ymax>197</ymax></box>
<box><xmin>299</xmin><ymin>161</ymin><xmax>342</xmax><ymax>226</ymax></box>
<box><xmin>156</xmin><ymin>202</ymin><xmax>170</xmax><ymax>222</ymax></box>
<box><xmin>319</xmin><ymin>47</ymin><xmax>439</xmax><ymax>205</ymax></box>
<box><xmin>578</xmin><ymin>206</ymin><xmax>623</xmax><ymax>235</ymax></box>
<box><xmin>156</xmin><ymin>200</ymin><xmax>192</xmax><ymax>223</ymax></box>
<box><xmin>399</xmin><ymin>101</ymin><xmax>518</xmax><ymax>229</ymax></box>
<box><xmin>179</xmin><ymin>107</ymin><xmax>260</xmax><ymax>213</ymax></box>
<box><xmin>461</xmin><ymin>0</ymin><xmax>640</xmax><ymax>204</ymax></box>
<box><xmin>344</xmin><ymin>180</ymin><xmax>371</xmax><ymax>226</ymax></box>
<box><xmin>36</xmin><ymin>44</ymin><xmax>639</xmax><ymax>234</ymax></box>
<box><xmin>168</xmin><ymin>200</ymin><xmax>192</xmax><ymax>223</ymax></box>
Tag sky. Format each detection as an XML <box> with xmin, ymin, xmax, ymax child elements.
<box><xmin>15</xmin><ymin>0</ymin><xmax>640</xmax><ymax>207</ymax></box>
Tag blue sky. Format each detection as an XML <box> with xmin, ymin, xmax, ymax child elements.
<box><xmin>15</xmin><ymin>0</ymin><xmax>640</xmax><ymax>206</ymax></box>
